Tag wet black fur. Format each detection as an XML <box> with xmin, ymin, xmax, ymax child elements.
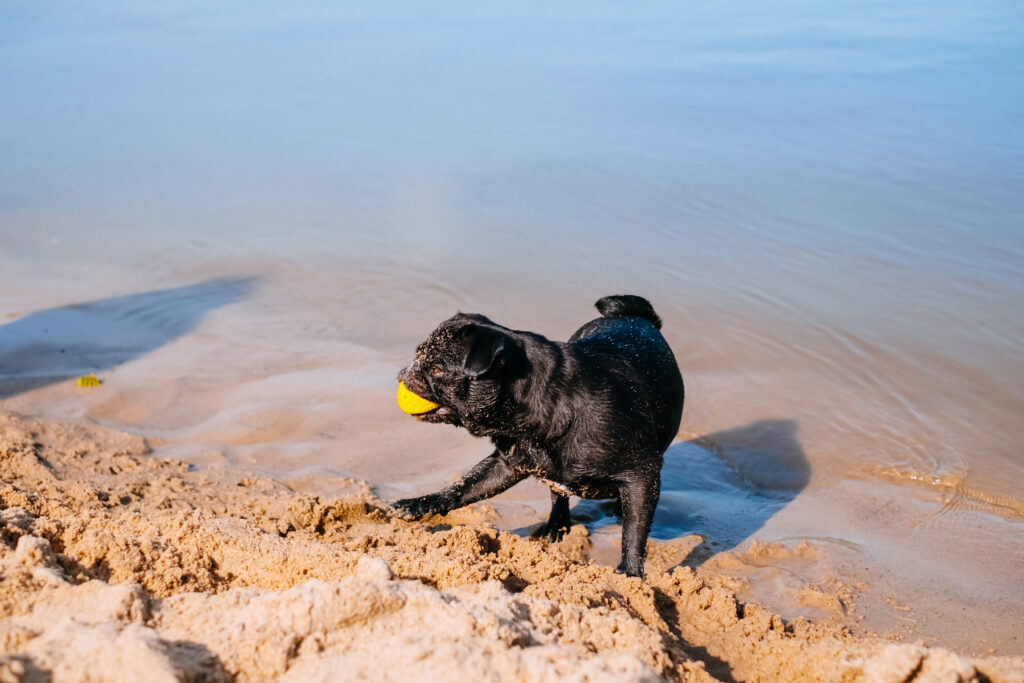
<box><xmin>393</xmin><ymin>295</ymin><xmax>684</xmax><ymax>577</ymax></box>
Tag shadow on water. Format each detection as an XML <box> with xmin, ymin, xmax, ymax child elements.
<box><xmin>0</xmin><ymin>277</ymin><xmax>259</xmax><ymax>400</ymax></box>
<box><xmin>570</xmin><ymin>419</ymin><xmax>809</xmax><ymax>565</ymax></box>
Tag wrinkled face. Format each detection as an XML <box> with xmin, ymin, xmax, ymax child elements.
<box><xmin>396</xmin><ymin>313</ymin><xmax>518</xmax><ymax>434</ymax></box>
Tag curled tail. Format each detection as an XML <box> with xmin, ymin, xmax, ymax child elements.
<box><xmin>594</xmin><ymin>294</ymin><xmax>662</xmax><ymax>329</ymax></box>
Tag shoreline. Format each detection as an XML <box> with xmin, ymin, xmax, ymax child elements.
<box><xmin>2</xmin><ymin>272</ymin><xmax>1022</xmax><ymax>658</ymax></box>
<box><xmin>1</xmin><ymin>410</ymin><xmax>1021</xmax><ymax>682</ymax></box>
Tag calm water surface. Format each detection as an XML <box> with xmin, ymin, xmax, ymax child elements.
<box><xmin>2</xmin><ymin>0</ymin><xmax>1023</xmax><ymax>653</ymax></box>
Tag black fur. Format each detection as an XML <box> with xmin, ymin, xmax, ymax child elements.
<box><xmin>594</xmin><ymin>294</ymin><xmax>662</xmax><ymax>329</ymax></box>
<box><xmin>393</xmin><ymin>295</ymin><xmax>684</xmax><ymax>577</ymax></box>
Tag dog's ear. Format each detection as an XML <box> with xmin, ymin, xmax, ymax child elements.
<box><xmin>463</xmin><ymin>325</ymin><xmax>507</xmax><ymax>378</ymax></box>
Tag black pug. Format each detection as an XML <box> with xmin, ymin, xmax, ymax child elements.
<box><xmin>393</xmin><ymin>295</ymin><xmax>684</xmax><ymax>577</ymax></box>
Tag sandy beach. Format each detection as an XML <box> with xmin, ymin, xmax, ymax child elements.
<box><xmin>1</xmin><ymin>410</ymin><xmax>1021</xmax><ymax>682</ymax></box>
<box><xmin>3</xmin><ymin>2</ymin><xmax>1024</xmax><ymax>680</ymax></box>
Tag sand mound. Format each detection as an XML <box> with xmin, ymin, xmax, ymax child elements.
<box><xmin>0</xmin><ymin>412</ymin><xmax>1020</xmax><ymax>682</ymax></box>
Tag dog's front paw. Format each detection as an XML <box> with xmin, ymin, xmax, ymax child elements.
<box><xmin>392</xmin><ymin>493</ymin><xmax>450</xmax><ymax>519</ymax></box>
<box><xmin>533</xmin><ymin>518</ymin><xmax>572</xmax><ymax>543</ymax></box>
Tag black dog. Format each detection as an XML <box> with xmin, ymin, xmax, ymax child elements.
<box><xmin>393</xmin><ymin>295</ymin><xmax>684</xmax><ymax>577</ymax></box>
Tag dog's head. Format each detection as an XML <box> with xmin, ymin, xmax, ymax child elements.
<box><xmin>396</xmin><ymin>313</ymin><xmax>528</xmax><ymax>436</ymax></box>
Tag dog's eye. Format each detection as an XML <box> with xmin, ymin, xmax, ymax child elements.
<box><xmin>431</xmin><ymin>365</ymin><xmax>444</xmax><ymax>377</ymax></box>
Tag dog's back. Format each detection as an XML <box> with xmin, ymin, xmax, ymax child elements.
<box><xmin>568</xmin><ymin>295</ymin><xmax>684</xmax><ymax>453</ymax></box>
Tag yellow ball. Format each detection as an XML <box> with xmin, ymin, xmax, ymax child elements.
<box><xmin>396</xmin><ymin>381</ymin><xmax>440</xmax><ymax>415</ymax></box>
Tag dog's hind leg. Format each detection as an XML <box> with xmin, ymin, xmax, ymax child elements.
<box><xmin>616</xmin><ymin>473</ymin><xmax>660</xmax><ymax>578</ymax></box>
<box><xmin>533</xmin><ymin>491</ymin><xmax>571</xmax><ymax>542</ymax></box>
<box><xmin>393</xmin><ymin>450</ymin><xmax>525</xmax><ymax>519</ymax></box>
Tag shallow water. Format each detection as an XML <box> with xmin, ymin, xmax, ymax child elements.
<box><xmin>2</xmin><ymin>0</ymin><xmax>1023</xmax><ymax>655</ymax></box>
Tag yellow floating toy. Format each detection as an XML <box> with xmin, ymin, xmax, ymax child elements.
<box><xmin>77</xmin><ymin>374</ymin><xmax>101</xmax><ymax>388</ymax></box>
<box><xmin>396</xmin><ymin>381</ymin><xmax>440</xmax><ymax>415</ymax></box>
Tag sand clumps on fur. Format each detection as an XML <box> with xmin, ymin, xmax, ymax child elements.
<box><xmin>0</xmin><ymin>412</ymin><xmax>1021</xmax><ymax>682</ymax></box>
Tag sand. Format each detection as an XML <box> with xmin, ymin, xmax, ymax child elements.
<box><xmin>0</xmin><ymin>411</ymin><xmax>1021</xmax><ymax>683</ymax></box>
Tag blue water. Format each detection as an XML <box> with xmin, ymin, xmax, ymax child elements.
<box><xmin>2</xmin><ymin>0</ymin><xmax>1024</xmax><ymax>653</ymax></box>
<box><xmin>3</xmin><ymin>3</ymin><xmax>1021</xmax><ymax>278</ymax></box>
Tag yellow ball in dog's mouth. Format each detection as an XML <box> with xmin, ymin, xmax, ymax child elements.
<box><xmin>396</xmin><ymin>381</ymin><xmax>441</xmax><ymax>415</ymax></box>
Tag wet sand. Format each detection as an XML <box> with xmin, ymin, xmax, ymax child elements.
<box><xmin>1</xmin><ymin>274</ymin><xmax>1022</xmax><ymax>658</ymax></box>
<box><xmin>2</xmin><ymin>0</ymin><xmax>1023</xmax><ymax>670</ymax></box>
<box><xmin>2</xmin><ymin>411</ymin><xmax>1022</xmax><ymax>682</ymax></box>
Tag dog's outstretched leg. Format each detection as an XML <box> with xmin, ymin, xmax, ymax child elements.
<box><xmin>616</xmin><ymin>474</ymin><xmax>660</xmax><ymax>578</ymax></box>
<box><xmin>393</xmin><ymin>450</ymin><xmax>525</xmax><ymax>519</ymax></box>
<box><xmin>533</xmin><ymin>491</ymin><xmax>571</xmax><ymax>542</ymax></box>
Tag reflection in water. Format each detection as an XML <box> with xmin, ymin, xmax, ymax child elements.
<box><xmin>0</xmin><ymin>277</ymin><xmax>258</xmax><ymax>399</ymax></box>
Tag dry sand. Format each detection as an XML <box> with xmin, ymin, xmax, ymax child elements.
<box><xmin>0</xmin><ymin>411</ymin><xmax>1021</xmax><ymax>683</ymax></box>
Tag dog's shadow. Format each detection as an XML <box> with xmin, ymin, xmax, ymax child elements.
<box><xmin>567</xmin><ymin>419</ymin><xmax>809</xmax><ymax>566</ymax></box>
<box><xmin>0</xmin><ymin>277</ymin><xmax>258</xmax><ymax>400</ymax></box>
